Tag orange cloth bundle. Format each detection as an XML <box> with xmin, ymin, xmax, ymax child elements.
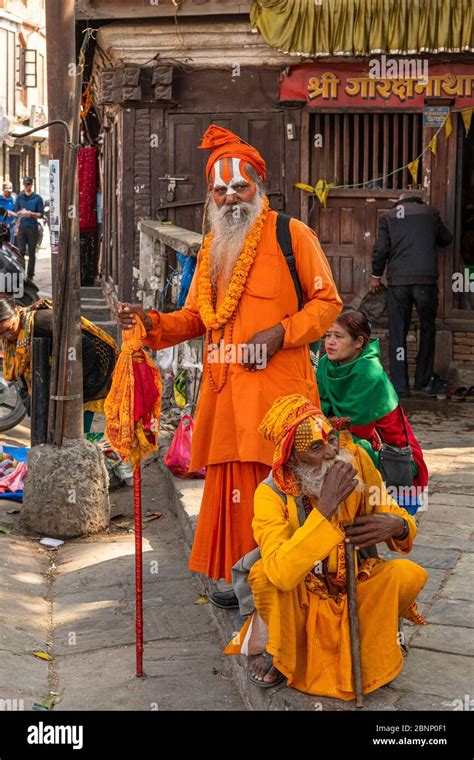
<box><xmin>104</xmin><ymin>319</ymin><xmax>162</xmax><ymax>469</ymax></box>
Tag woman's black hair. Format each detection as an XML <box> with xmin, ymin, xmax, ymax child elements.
<box><xmin>0</xmin><ymin>297</ymin><xmax>16</xmax><ymax>322</ymax></box>
<box><xmin>335</xmin><ymin>309</ymin><xmax>371</xmax><ymax>348</ymax></box>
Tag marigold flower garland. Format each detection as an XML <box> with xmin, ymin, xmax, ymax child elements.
<box><xmin>197</xmin><ymin>196</ymin><xmax>270</xmax><ymax>330</ymax></box>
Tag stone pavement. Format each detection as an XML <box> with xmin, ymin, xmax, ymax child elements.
<box><xmin>0</xmin><ymin>392</ymin><xmax>472</xmax><ymax>711</ymax></box>
<box><xmin>0</xmin><ymin>454</ymin><xmax>246</xmax><ymax>711</ymax></box>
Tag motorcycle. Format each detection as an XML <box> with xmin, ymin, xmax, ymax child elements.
<box><xmin>0</xmin><ymin>206</ymin><xmax>40</xmax><ymax>307</ymax></box>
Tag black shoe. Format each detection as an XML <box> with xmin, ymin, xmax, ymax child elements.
<box><xmin>424</xmin><ymin>374</ymin><xmax>447</xmax><ymax>399</ymax></box>
<box><xmin>397</xmin><ymin>390</ymin><xmax>411</xmax><ymax>398</ymax></box>
<box><xmin>209</xmin><ymin>590</ymin><xmax>239</xmax><ymax>610</ymax></box>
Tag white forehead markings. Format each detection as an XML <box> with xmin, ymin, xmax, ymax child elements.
<box><xmin>213</xmin><ymin>157</ymin><xmax>247</xmax><ymax>194</ymax></box>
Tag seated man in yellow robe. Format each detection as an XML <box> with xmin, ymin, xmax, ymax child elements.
<box><xmin>226</xmin><ymin>394</ymin><xmax>428</xmax><ymax>701</ymax></box>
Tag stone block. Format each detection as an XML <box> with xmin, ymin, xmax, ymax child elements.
<box><xmin>21</xmin><ymin>440</ymin><xmax>110</xmax><ymax>538</ymax></box>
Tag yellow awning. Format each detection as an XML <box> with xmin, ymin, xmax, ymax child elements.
<box><xmin>250</xmin><ymin>0</ymin><xmax>474</xmax><ymax>57</ymax></box>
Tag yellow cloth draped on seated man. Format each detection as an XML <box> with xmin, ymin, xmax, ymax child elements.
<box><xmin>226</xmin><ymin>395</ymin><xmax>428</xmax><ymax>700</ymax></box>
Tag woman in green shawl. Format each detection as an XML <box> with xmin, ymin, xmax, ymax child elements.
<box><xmin>317</xmin><ymin>310</ymin><xmax>428</xmax><ymax>512</ymax></box>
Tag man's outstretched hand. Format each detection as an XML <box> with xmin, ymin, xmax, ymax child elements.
<box><xmin>345</xmin><ymin>513</ymin><xmax>406</xmax><ymax>549</ymax></box>
<box><xmin>117</xmin><ymin>303</ymin><xmax>153</xmax><ymax>332</ymax></box>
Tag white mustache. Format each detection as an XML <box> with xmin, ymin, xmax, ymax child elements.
<box><xmin>291</xmin><ymin>448</ymin><xmax>362</xmax><ymax>499</ymax></box>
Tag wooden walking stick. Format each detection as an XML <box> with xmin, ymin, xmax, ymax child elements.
<box><xmin>345</xmin><ymin>539</ymin><xmax>364</xmax><ymax>708</ymax></box>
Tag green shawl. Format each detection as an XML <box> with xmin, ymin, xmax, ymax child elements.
<box><xmin>316</xmin><ymin>339</ymin><xmax>399</xmax><ymax>427</ymax></box>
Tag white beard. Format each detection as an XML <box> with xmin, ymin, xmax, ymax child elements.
<box><xmin>207</xmin><ymin>191</ymin><xmax>264</xmax><ymax>286</ymax></box>
<box><xmin>291</xmin><ymin>447</ymin><xmax>363</xmax><ymax>499</ymax></box>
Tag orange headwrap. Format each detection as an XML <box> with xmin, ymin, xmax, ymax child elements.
<box><xmin>258</xmin><ymin>394</ymin><xmax>333</xmax><ymax>495</ymax></box>
<box><xmin>198</xmin><ymin>125</ymin><xmax>267</xmax><ymax>184</ymax></box>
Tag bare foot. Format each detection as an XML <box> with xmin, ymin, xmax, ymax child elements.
<box><xmin>249</xmin><ymin>652</ymin><xmax>282</xmax><ymax>685</ymax></box>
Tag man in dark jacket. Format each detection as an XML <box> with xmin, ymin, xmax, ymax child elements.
<box><xmin>369</xmin><ymin>194</ymin><xmax>452</xmax><ymax>397</ymax></box>
<box><xmin>14</xmin><ymin>177</ymin><xmax>44</xmax><ymax>280</ymax></box>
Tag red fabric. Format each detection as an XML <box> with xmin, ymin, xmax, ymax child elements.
<box><xmin>78</xmin><ymin>146</ymin><xmax>97</xmax><ymax>231</ymax></box>
<box><xmin>132</xmin><ymin>361</ymin><xmax>159</xmax><ymax>429</ymax></box>
<box><xmin>188</xmin><ymin>460</ymin><xmax>269</xmax><ymax>582</ymax></box>
<box><xmin>198</xmin><ymin>125</ymin><xmax>267</xmax><ymax>182</ymax></box>
<box><xmin>0</xmin><ymin>462</ymin><xmax>27</xmax><ymax>493</ymax></box>
<box><xmin>351</xmin><ymin>405</ymin><xmax>428</xmax><ymax>490</ymax></box>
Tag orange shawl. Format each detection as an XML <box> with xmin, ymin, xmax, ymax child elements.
<box><xmin>104</xmin><ymin>319</ymin><xmax>162</xmax><ymax>468</ymax></box>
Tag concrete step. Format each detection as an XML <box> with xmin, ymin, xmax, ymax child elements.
<box><xmin>93</xmin><ymin>320</ymin><xmax>119</xmax><ymax>343</ymax></box>
<box><xmin>81</xmin><ymin>304</ymin><xmax>111</xmax><ymax>322</ymax></box>
<box><xmin>81</xmin><ymin>297</ymin><xmax>106</xmax><ymax>307</ymax></box>
<box><xmin>80</xmin><ymin>286</ymin><xmax>102</xmax><ymax>299</ymax></box>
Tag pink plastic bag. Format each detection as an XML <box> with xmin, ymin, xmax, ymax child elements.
<box><xmin>164</xmin><ymin>414</ymin><xmax>205</xmax><ymax>479</ymax></box>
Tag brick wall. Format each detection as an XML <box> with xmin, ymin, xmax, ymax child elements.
<box><xmin>453</xmin><ymin>332</ymin><xmax>474</xmax><ymax>364</ymax></box>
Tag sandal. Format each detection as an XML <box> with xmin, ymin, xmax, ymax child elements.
<box><xmin>248</xmin><ymin>652</ymin><xmax>286</xmax><ymax>689</ymax></box>
<box><xmin>465</xmin><ymin>386</ymin><xmax>474</xmax><ymax>403</ymax></box>
<box><xmin>450</xmin><ymin>386</ymin><xmax>467</xmax><ymax>402</ymax></box>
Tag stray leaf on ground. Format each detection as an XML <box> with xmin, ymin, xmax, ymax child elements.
<box><xmin>33</xmin><ymin>651</ymin><xmax>53</xmax><ymax>661</ymax></box>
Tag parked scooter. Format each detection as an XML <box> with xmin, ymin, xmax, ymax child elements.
<box><xmin>0</xmin><ymin>349</ymin><xmax>27</xmax><ymax>432</ymax></box>
<box><xmin>0</xmin><ymin>206</ymin><xmax>39</xmax><ymax>306</ymax></box>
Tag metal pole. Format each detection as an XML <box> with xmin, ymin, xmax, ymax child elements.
<box><xmin>345</xmin><ymin>540</ymin><xmax>364</xmax><ymax>708</ymax></box>
<box><xmin>31</xmin><ymin>336</ymin><xmax>50</xmax><ymax>447</ymax></box>
<box><xmin>134</xmin><ymin>465</ymin><xmax>144</xmax><ymax>677</ymax></box>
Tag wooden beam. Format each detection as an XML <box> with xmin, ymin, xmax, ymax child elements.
<box><xmin>120</xmin><ymin>108</ymin><xmax>135</xmax><ymax>302</ymax></box>
<box><xmin>382</xmin><ymin>114</ymin><xmax>389</xmax><ymax>190</ymax></box>
<box><xmin>300</xmin><ymin>109</ymin><xmax>310</xmax><ymax>226</ymax></box>
<box><xmin>76</xmin><ymin>0</ymin><xmax>251</xmax><ymax>19</ymax></box>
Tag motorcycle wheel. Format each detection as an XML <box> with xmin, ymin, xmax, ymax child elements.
<box><xmin>0</xmin><ymin>367</ymin><xmax>27</xmax><ymax>432</ymax></box>
<box><xmin>16</xmin><ymin>285</ymin><xmax>39</xmax><ymax>307</ymax></box>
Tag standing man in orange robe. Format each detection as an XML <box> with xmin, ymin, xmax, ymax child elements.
<box><xmin>117</xmin><ymin>125</ymin><xmax>342</xmax><ymax>607</ymax></box>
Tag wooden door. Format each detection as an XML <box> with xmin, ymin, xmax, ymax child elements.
<box><xmin>164</xmin><ymin>111</ymin><xmax>285</xmax><ymax>232</ymax></box>
<box><xmin>314</xmin><ymin>199</ymin><xmax>367</xmax><ymax>302</ymax></box>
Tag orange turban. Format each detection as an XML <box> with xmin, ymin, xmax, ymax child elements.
<box><xmin>258</xmin><ymin>394</ymin><xmax>333</xmax><ymax>495</ymax></box>
<box><xmin>198</xmin><ymin>125</ymin><xmax>266</xmax><ymax>183</ymax></box>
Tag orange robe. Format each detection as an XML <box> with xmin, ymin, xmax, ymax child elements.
<box><xmin>226</xmin><ymin>435</ymin><xmax>428</xmax><ymax>699</ymax></box>
<box><xmin>144</xmin><ymin>209</ymin><xmax>342</xmax><ymax>579</ymax></box>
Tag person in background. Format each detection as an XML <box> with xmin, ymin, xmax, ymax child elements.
<box><xmin>0</xmin><ymin>297</ymin><xmax>117</xmax><ymax>433</ymax></box>
<box><xmin>369</xmin><ymin>193</ymin><xmax>452</xmax><ymax>398</ymax></box>
<box><xmin>14</xmin><ymin>177</ymin><xmax>44</xmax><ymax>280</ymax></box>
<box><xmin>317</xmin><ymin>310</ymin><xmax>428</xmax><ymax>513</ymax></box>
<box><xmin>1</xmin><ymin>181</ymin><xmax>16</xmax><ymax>241</ymax></box>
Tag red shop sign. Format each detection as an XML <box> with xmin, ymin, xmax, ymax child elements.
<box><xmin>280</xmin><ymin>62</ymin><xmax>474</xmax><ymax>110</ymax></box>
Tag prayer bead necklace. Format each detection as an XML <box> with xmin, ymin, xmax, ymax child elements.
<box><xmin>206</xmin><ymin>284</ymin><xmax>237</xmax><ymax>394</ymax></box>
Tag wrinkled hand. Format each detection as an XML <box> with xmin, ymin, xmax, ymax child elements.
<box><xmin>368</xmin><ymin>276</ymin><xmax>382</xmax><ymax>294</ymax></box>
<box><xmin>240</xmin><ymin>323</ymin><xmax>285</xmax><ymax>372</ymax></box>
<box><xmin>116</xmin><ymin>303</ymin><xmax>152</xmax><ymax>331</ymax></box>
<box><xmin>316</xmin><ymin>461</ymin><xmax>359</xmax><ymax>520</ymax></box>
<box><xmin>344</xmin><ymin>513</ymin><xmax>406</xmax><ymax>549</ymax></box>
